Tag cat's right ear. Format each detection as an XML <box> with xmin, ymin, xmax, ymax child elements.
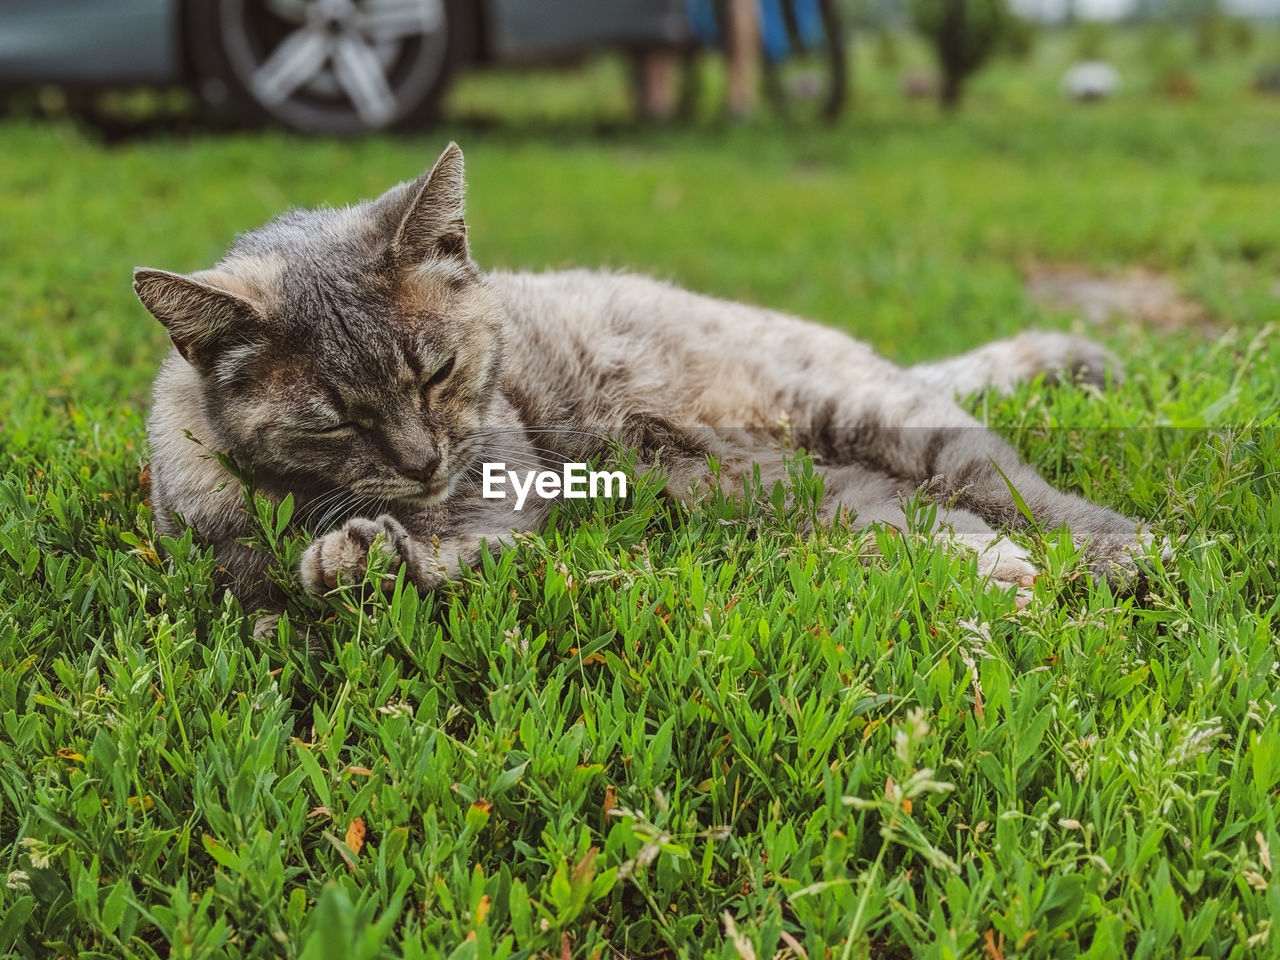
<box><xmin>133</xmin><ymin>268</ymin><xmax>263</xmax><ymax>371</ymax></box>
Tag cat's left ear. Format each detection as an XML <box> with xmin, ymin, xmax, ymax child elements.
<box><xmin>392</xmin><ymin>142</ymin><xmax>470</xmax><ymax>268</ymax></box>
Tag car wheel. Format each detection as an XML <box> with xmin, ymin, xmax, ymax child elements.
<box><xmin>188</xmin><ymin>0</ymin><xmax>467</xmax><ymax>134</ymax></box>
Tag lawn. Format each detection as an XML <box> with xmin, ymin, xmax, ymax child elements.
<box><xmin>2</xmin><ymin>29</ymin><xmax>1280</xmax><ymax>960</ymax></box>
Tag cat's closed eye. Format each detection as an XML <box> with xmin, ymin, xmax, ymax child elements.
<box><xmin>423</xmin><ymin>355</ymin><xmax>455</xmax><ymax>392</ymax></box>
<box><xmin>314</xmin><ymin>422</ymin><xmax>355</xmax><ymax>436</ymax></box>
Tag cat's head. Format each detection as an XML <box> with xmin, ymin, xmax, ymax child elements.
<box><xmin>135</xmin><ymin>143</ymin><xmax>505</xmax><ymax>507</ymax></box>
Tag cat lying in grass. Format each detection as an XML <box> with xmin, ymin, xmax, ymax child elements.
<box><xmin>135</xmin><ymin>143</ymin><xmax>1157</xmax><ymax>612</ymax></box>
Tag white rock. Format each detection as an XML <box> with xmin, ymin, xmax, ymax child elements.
<box><xmin>1062</xmin><ymin>61</ymin><xmax>1120</xmax><ymax>101</ymax></box>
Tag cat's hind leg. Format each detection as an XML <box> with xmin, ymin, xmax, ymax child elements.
<box><xmin>667</xmin><ymin>441</ymin><xmax>1041</xmax><ymax>593</ymax></box>
<box><xmin>908</xmin><ymin>331</ymin><xmax>1122</xmax><ymax>397</ymax></box>
<box><xmin>786</xmin><ymin>332</ymin><xmax>1154</xmax><ymax>589</ymax></box>
<box><xmin>819</xmin><ymin>464</ymin><xmax>1040</xmax><ymax>592</ymax></box>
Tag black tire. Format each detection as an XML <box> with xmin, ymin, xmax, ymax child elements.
<box><xmin>187</xmin><ymin>0</ymin><xmax>470</xmax><ymax>135</ymax></box>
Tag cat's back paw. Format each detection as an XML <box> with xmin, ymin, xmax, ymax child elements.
<box><xmin>1013</xmin><ymin>331</ymin><xmax>1124</xmax><ymax>390</ymax></box>
<box><xmin>1084</xmin><ymin>530</ymin><xmax>1171</xmax><ymax>593</ymax></box>
<box><xmin>909</xmin><ymin>331</ymin><xmax>1124</xmax><ymax>397</ymax></box>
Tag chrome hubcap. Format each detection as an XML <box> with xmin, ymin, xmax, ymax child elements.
<box><xmin>246</xmin><ymin>0</ymin><xmax>445</xmax><ymax>126</ymax></box>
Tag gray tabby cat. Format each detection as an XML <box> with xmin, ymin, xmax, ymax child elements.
<box><xmin>136</xmin><ymin>143</ymin><xmax>1155</xmax><ymax>612</ymax></box>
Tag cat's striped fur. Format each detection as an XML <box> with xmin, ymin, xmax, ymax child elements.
<box><xmin>136</xmin><ymin>144</ymin><xmax>1156</xmax><ymax>611</ymax></box>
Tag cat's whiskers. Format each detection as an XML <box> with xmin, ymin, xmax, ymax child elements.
<box><xmin>464</xmin><ymin>426</ymin><xmax>606</xmax><ymax>450</ymax></box>
<box><xmin>470</xmin><ymin>427</ymin><xmax>608</xmax><ymax>442</ymax></box>
<box><xmin>298</xmin><ymin>486</ymin><xmax>349</xmax><ymax>526</ymax></box>
<box><xmin>315</xmin><ymin>489</ymin><xmax>371</xmax><ymax>533</ymax></box>
<box><xmin>451</xmin><ymin>471</ymin><xmax>481</xmax><ymax>496</ymax></box>
<box><xmin>470</xmin><ymin>444</ymin><xmax>569</xmax><ymax>469</ymax></box>
<box><xmin>484</xmin><ymin>428</ymin><xmax>618</xmax><ymax>461</ymax></box>
<box><xmin>455</xmin><ymin>444</ymin><xmax>553</xmax><ymax>470</ymax></box>
<box><xmin>455</xmin><ymin>462</ymin><xmax>496</xmax><ymax>494</ymax></box>
<box><xmin>466</xmin><ymin>433</ymin><xmax>579</xmax><ymax>460</ymax></box>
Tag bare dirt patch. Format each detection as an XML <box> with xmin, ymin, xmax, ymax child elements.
<box><xmin>1024</xmin><ymin>262</ymin><xmax>1215</xmax><ymax>336</ymax></box>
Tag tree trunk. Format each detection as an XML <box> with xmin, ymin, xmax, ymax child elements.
<box><xmin>939</xmin><ymin>68</ymin><xmax>964</xmax><ymax>109</ymax></box>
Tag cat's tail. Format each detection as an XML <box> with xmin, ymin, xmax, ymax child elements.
<box><xmin>908</xmin><ymin>331</ymin><xmax>1123</xmax><ymax>398</ymax></box>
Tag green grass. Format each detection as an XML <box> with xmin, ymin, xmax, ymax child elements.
<box><xmin>2</xmin><ymin>29</ymin><xmax>1280</xmax><ymax>960</ymax></box>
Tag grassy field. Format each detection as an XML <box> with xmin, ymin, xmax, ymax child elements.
<box><xmin>2</xmin><ymin>30</ymin><xmax>1280</xmax><ymax>959</ymax></box>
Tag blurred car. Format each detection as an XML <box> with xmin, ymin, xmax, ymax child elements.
<box><xmin>0</xmin><ymin>0</ymin><xmax>690</xmax><ymax>134</ymax></box>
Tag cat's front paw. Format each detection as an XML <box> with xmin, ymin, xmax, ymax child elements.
<box><xmin>300</xmin><ymin>515</ymin><xmax>410</xmax><ymax>594</ymax></box>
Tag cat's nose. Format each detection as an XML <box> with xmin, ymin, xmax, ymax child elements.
<box><xmin>399</xmin><ymin>454</ymin><xmax>440</xmax><ymax>484</ymax></box>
